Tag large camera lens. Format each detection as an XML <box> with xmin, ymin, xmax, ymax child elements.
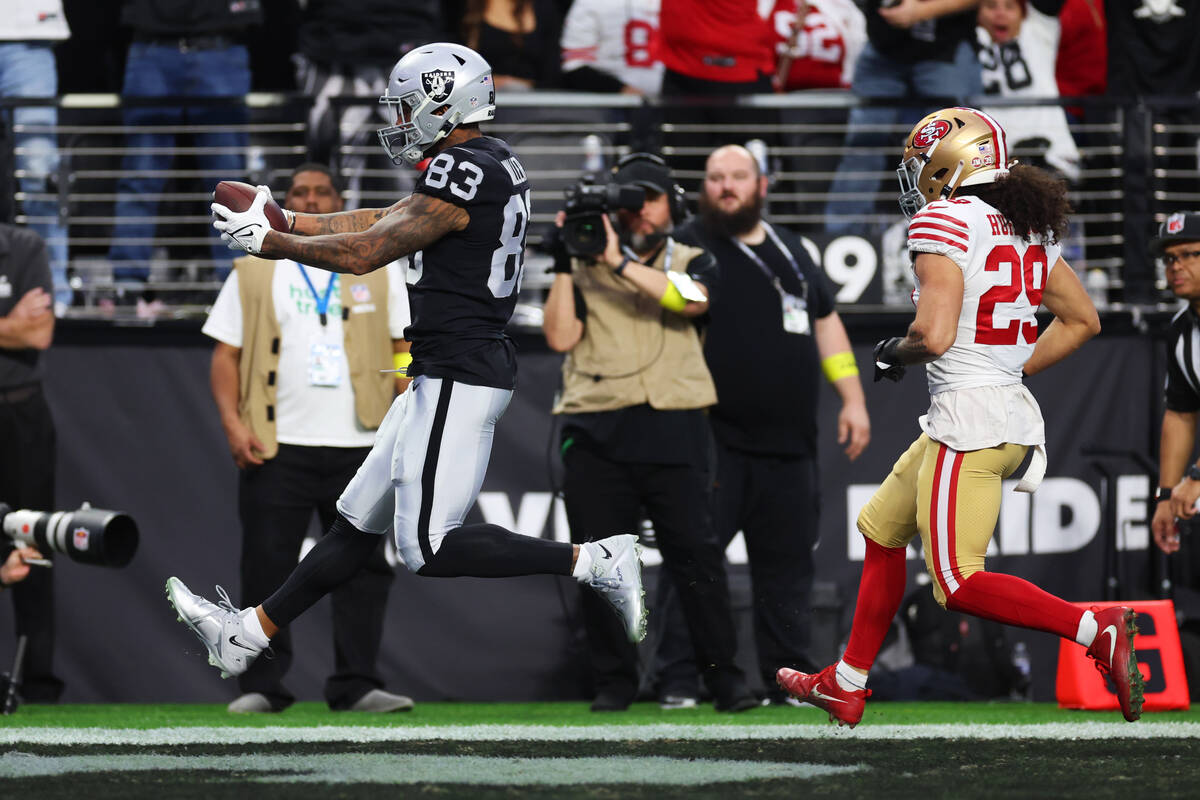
<box><xmin>1</xmin><ymin>504</ymin><xmax>139</xmax><ymax>568</ymax></box>
<box><xmin>562</xmin><ymin>215</ymin><xmax>605</xmax><ymax>257</ymax></box>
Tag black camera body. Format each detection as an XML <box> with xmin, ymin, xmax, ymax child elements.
<box><xmin>560</xmin><ymin>179</ymin><xmax>646</xmax><ymax>258</ymax></box>
<box><xmin>1</xmin><ymin>502</ymin><xmax>138</xmax><ymax>568</ymax></box>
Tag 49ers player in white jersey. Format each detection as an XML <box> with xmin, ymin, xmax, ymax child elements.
<box><xmin>778</xmin><ymin>107</ymin><xmax>1145</xmax><ymax>725</ymax></box>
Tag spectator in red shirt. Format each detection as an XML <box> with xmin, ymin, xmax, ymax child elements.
<box><xmin>660</xmin><ymin>0</ymin><xmax>774</xmax><ymax>91</ymax></box>
<box><xmin>658</xmin><ymin>0</ymin><xmax>777</xmax><ymax>190</ymax></box>
<box><xmin>769</xmin><ymin>0</ymin><xmax>866</xmax><ymax>91</ymax></box>
<box><xmin>769</xmin><ymin>0</ymin><xmax>868</xmax><ymax>223</ymax></box>
<box><xmin>1055</xmin><ymin>0</ymin><xmax>1106</xmax><ymax>121</ymax></box>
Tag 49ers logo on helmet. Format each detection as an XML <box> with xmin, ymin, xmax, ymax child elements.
<box><xmin>912</xmin><ymin>119</ymin><xmax>952</xmax><ymax>149</ymax></box>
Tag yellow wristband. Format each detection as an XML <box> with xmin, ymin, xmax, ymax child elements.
<box><xmin>821</xmin><ymin>351</ymin><xmax>859</xmax><ymax>384</ymax></box>
<box><xmin>659</xmin><ymin>282</ymin><xmax>688</xmax><ymax>312</ymax></box>
<box><xmin>393</xmin><ymin>351</ymin><xmax>413</xmax><ymax>376</ymax></box>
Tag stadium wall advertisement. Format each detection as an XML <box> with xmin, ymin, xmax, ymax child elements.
<box><xmin>0</xmin><ymin>325</ymin><xmax>1167</xmax><ymax>704</ymax></box>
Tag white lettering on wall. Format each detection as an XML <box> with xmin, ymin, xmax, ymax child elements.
<box><xmin>1116</xmin><ymin>474</ymin><xmax>1150</xmax><ymax>552</ymax></box>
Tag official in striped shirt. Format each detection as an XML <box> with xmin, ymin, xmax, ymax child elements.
<box><xmin>1151</xmin><ymin>211</ymin><xmax>1200</xmax><ymax>554</ymax></box>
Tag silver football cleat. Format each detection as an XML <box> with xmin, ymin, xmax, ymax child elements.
<box><xmin>583</xmin><ymin>534</ymin><xmax>648</xmax><ymax>643</ymax></box>
<box><xmin>166</xmin><ymin>577</ymin><xmax>263</xmax><ymax>679</ymax></box>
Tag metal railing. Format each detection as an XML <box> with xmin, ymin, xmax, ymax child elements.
<box><xmin>3</xmin><ymin>91</ymin><xmax>1194</xmax><ymax>322</ymax></box>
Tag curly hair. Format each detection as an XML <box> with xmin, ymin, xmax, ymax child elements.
<box><xmin>956</xmin><ymin>164</ymin><xmax>1072</xmax><ymax>244</ymax></box>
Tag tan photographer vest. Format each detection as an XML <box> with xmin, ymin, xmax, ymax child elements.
<box><xmin>234</xmin><ymin>256</ymin><xmax>395</xmax><ymax>458</ymax></box>
<box><xmin>553</xmin><ymin>239</ymin><xmax>717</xmax><ymax>414</ymax></box>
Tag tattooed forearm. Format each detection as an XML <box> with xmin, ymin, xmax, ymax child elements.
<box><xmin>291</xmin><ymin>197</ymin><xmax>412</xmax><ymax>237</ymax></box>
<box><xmin>895</xmin><ymin>328</ymin><xmax>939</xmax><ymax>365</ymax></box>
<box><xmin>261</xmin><ymin>193</ymin><xmax>468</xmax><ymax>275</ymax></box>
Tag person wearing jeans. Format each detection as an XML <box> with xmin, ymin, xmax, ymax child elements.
<box><xmin>108</xmin><ymin>0</ymin><xmax>262</xmax><ymax>294</ymax></box>
<box><xmin>0</xmin><ymin>1</ymin><xmax>71</xmax><ymax>313</ymax></box>
<box><xmin>823</xmin><ymin>0</ymin><xmax>983</xmax><ymax>234</ymax></box>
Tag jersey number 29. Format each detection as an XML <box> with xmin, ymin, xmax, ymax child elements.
<box><xmin>975</xmin><ymin>244</ymin><xmax>1047</xmax><ymax>345</ymax></box>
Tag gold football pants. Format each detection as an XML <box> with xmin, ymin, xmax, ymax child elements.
<box><xmin>856</xmin><ymin>433</ymin><xmax>1028</xmax><ymax>606</ymax></box>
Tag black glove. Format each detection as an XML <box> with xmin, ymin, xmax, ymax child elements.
<box><xmin>873</xmin><ymin>337</ymin><xmax>906</xmax><ymax>383</ymax></box>
<box><xmin>541</xmin><ymin>224</ymin><xmax>573</xmax><ymax>273</ymax></box>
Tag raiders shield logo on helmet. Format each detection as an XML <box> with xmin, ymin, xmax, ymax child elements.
<box><xmin>912</xmin><ymin>119</ymin><xmax>952</xmax><ymax>150</ymax></box>
<box><xmin>422</xmin><ymin>69</ymin><xmax>455</xmax><ymax>102</ymax></box>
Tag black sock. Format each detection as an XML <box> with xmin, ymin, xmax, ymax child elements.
<box><xmin>261</xmin><ymin>514</ymin><xmax>381</xmax><ymax>628</ymax></box>
<box><xmin>417</xmin><ymin>523</ymin><xmax>573</xmax><ymax>578</ymax></box>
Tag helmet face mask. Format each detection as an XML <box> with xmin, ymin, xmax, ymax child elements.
<box><xmin>896</xmin><ymin>107</ymin><xmax>1011</xmax><ymax>219</ymax></box>
<box><xmin>896</xmin><ymin>154</ymin><xmax>930</xmax><ymax>220</ymax></box>
<box><xmin>377</xmin><ymin>42</ymin><xmax>496</xmax><ymax>166</ymax></box>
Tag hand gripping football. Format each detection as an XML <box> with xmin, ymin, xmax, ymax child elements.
<box><xmin>213</xmin><ymin>181</ymin><xmax>291</xmax><ymax>232</ymax></box>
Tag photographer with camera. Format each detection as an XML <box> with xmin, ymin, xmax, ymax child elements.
<box><xmin>543</xmin><ymin>153</ymin><xmax>756</xmax><ymax>713</ymax></box>
<box><xmin>0</xmin><ymin>222</ymin><xmax>62</xmax><ymax>703</ymax></box>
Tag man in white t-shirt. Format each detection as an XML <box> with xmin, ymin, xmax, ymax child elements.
<box><xmin>202</xmin><ymin>163</ymin><xmax>413</xmax><ymax>714</ymax></box>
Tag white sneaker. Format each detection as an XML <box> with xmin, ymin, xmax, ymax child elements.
<box><xmin>166</xmin><ymin>577</ymin><xmax>264</xmax><ymax>678</ymax></box>
<box><xmin>349</xmin><ymin>688</ymin><xmax>415</xmax><ymax>712</ymax></box>
<box><xmin>227</xmin><ymin>692</ymin><xmax>276</xmax><ymax>713</ymax></box>
<box><xmin>583</xmin><ymin>534</ymin><xmax>647</xmax><ymax>643</ymax></box>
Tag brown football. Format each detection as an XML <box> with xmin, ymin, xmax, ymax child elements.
<box><xmin>213</xmin><ymin>180</ymin><xmax>290</xmax><ymax>232</ymax></box>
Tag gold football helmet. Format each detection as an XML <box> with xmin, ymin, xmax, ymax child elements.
<box><xmin>896</xmin><ymin>107</ymin><xmax>1012</xmax><ymax>219</ymax></box>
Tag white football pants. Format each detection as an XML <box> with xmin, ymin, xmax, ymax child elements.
<box><xmin>336</xmin><ymin>375</ymin><xmax>512</xmax><ymax>572</ymax></box>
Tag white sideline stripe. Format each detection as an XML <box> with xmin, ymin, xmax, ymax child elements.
<box><xmin>1</xmin><ymin>722</ymin><xmax>1198</xmax><ymax>746</ymax></box>
<box><xmin>0</xmin><ymin>753</ymin><xmax>861</xmax><ymax>785</ymax></box>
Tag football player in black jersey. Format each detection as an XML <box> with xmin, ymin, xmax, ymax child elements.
<box><xmin>167</xmin><ymin>43</ymin><xmax>647</xmax><ymax>687</ymax></box>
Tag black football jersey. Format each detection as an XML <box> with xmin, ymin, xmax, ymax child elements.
<box><xmin>406</xmin><ymin>136</ymin><xmax>531</xmax><ymax>389</ymax></box>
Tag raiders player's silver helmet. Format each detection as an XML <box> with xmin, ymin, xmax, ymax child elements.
<box><xmin>377</xmin><ymin>43</ymin><xmax>496</xmax><ymax>166</ymax></box>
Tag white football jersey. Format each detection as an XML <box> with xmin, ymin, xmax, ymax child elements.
<box><xmin>909</xmin><ymin>196</ymin><xmax>1060</xmax><ymax>451</ymax></box>
<box><xmin>910</xmin><ymin>196</ymin><xmax>1061</xmax><ymax>393</ymax></box>
<box><xmin>561</xmin><ymin>0</ymin><xmax>663</xmax><ymax>95</ymax></box>
<box><xmin>976</xmin><ymin>7</ymin><xmax>1080</xmax><ymax>181</ymax></box>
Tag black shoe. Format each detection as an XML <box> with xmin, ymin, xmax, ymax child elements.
<box><xmin>590</xmin><ymin>692</ymin><xmax>634</xmax><ymax>712</ymax></box>
<box><xmin>714</xmin><ymin>693</ymin><xmax>759</xmax><ymax>713</ymax></box>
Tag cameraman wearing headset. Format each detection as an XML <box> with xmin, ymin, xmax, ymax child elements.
<box><xmin>543</xmin><ymin>154</ymin><xmax>756</xmax><ymax>713</ymax></box>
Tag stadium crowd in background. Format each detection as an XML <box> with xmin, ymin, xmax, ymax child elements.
<box><xmin>975</xmin><ymin>0</ymin><xmax>1081</xmax><ymax>184</ymax></box>
<box><xmin>293</xmin><ymin>1</ymin><xmax>441</xmax><ymax>210</ymax></box>
<box><xmin>823</xmin><ymin>0</ymin><xmax>983</xmax><ymax>235</ymax></box>
<box><xmin>106</xmin><ymin>0</ymin><xmax>261</xmax><ymax>315</ymax></box>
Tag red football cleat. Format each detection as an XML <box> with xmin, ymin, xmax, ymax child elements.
<box><xmin>776</xmin><ymin>664</ymin><xmax>869</xmax><ymax>728</ymax></box>
<box><xmin>1086</xmin><ymin>606</ymin><xmax>1144</xmax><ymax>722</ymax></box>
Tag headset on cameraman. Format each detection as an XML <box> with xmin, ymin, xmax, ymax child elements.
<box><xmin>610</xmin><ymin>152</ymin><xmax>690</xmax><ymax>225</ymax></box>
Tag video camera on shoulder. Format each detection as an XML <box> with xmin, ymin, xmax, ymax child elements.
<box><xmin>1</xmin><ymin>502</ymin><xmax>139</xmax><ymax>568</ymax></box>
<box><xmin>560</xmin><ymin>177</ymin><xmax>645</xmax><ymax>258</ymax></box>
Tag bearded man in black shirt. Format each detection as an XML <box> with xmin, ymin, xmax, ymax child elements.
<box><xmin>672</xmin><ymin>144</ymin><xmax>870</xmax><ymax>704</ymax></box>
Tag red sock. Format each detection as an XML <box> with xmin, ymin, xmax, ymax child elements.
<box><xmin>842</xmin><ymin>538</ymin><xmax>908</xmax><ymax>671</ymax></box>
<box><xmin>944</xmin><ymin>571</ymin><xmax>1084</xmax><ymax>640</ymax></box>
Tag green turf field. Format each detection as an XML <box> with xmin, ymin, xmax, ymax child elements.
<box><xmin>2</xmin><ymin>702</ymin><xmax>1198</xmax><ymax>798</ymax></box>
